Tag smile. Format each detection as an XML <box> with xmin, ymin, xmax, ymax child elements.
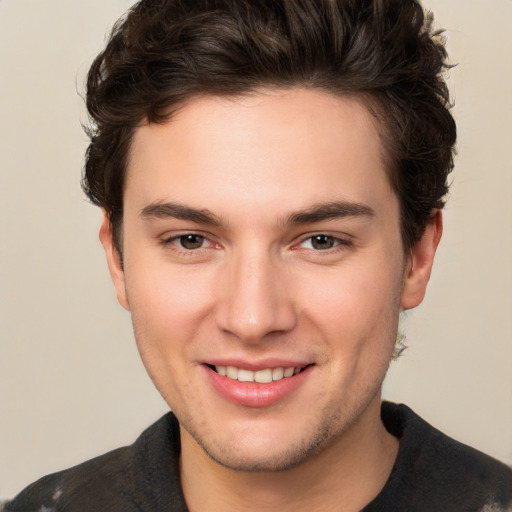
<box><xmin>214</xmin><ymin>365</ymin><xmax>304</xmax><ymax>383</ymax></box>
<box><xmin>205</xmin><ymin>363</ymin><xmax>314</xmax><ymax>407</ymax></box>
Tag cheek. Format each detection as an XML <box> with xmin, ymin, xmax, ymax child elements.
<box><xmin>124</xmin><ymin>266</ymin><xmax>214</xmax><ymax>404</ymax></box>
<box><xmin>123</xmin><ymin>261</ymin><xmax>219</xmax><ymax>371</ymax></box>
<box><xmin>127</xmin><ymin>261</ymin><xmax>214</xmax><ymax>322</ymax></box>
<box><xmin>298</xmin><ymin>259</ymin><xmax>403</xmax><ymax>347</ymax></box>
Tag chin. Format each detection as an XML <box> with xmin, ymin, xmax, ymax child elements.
<box><xmin>187</xmin><ymin>419</ymin><xmax>337</xmax><ymax>473</ymax></box>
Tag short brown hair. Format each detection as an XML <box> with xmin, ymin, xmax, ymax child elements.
<box><xmin>83</xmin><ymin>0</ymin><xmax>456</xmax><ymax>254</ymax></box>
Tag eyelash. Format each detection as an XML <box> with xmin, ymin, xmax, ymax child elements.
<box><xmin>159</xmin><ymin>232</ymin><xmax>352</xmax><ymax>255</ymax></box>
<box><xmin>159</xmin><ymin>233</ymin><xmax>215</xmax><ymax>253</ymax></box>
<box><xmin>296</xmin><ymin>234</ymin><xmax>352</xmax><ymax>252</ymax></box>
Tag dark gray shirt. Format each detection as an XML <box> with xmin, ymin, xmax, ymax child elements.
<box><xmin>4</xmin><ymin>402</ymin><xmax>512</xmax><ymax>511</ymax></box>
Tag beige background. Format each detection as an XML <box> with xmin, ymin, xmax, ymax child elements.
<box><xmin>1</xmin><ymin>0</ymin><xmax>511</xmax><ymax>499</ymax></box>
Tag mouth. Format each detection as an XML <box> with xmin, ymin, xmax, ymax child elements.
<box><xmin>204</xmin><ymin>363</ymin><xmax>314</xmax><ymax>408</ymax></box>
<box><xmin>207</xmin><ymin>364</ymin><xmax>309</xmax><ymax>383</ymax></box>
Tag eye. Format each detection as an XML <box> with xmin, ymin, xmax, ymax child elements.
<box><xmin>309</xmin><ymin>235</ymin><xmax>336</xmax><ymax>250</ymax></box>
<box><xmin>160</xmin><ymin>232</ymin><xmax>215</xmax><ymax>252</ymax></box>
<box><xmin>299</xmin><ymin>234</ymin><xmax>351</xmax><ymax>251</ymax></box>
<box><xmin>178</xmin><ymin>234</ymin><xmax>206</xmax><ymax>250</ymax></box>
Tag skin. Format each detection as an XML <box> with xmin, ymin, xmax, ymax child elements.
<box><xmin>101</xmin><ymin>88</ymin><xmax>442</xmax><ymax>511</ymax></box>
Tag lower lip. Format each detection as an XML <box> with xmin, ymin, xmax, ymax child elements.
<box><xmin>204</xmin><ymin>365</ymin><xmax>313</xmax><ymax>408</ymax></box>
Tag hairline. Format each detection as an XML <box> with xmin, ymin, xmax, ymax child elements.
<box><xmin>110</xmin><ymin>87</ymin><xmax>419</xmax><ymax>257</ymax></box>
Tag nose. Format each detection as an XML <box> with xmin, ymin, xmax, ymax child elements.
<box><xmin>215</xmin><ymin>248</ymin><xmax>297</xmax><ymax>343</ymax></box>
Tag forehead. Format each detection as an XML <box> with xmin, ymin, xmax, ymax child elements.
<box><xmin>125</xmin><ymin>88</ymin><xmax>394</xmax><ymax>220</ymax></box>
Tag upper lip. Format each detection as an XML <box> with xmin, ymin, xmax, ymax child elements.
<box><xmin>202</xmin><ymin>358</ymin><xmax>312</xmax><ymax>371</ymax></box>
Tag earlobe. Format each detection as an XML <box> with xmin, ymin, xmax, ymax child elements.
<box><xmin>99</xmin><ymin>211</ymin><xmax>130</xmax><ymax>311</ymax></box>
<box><xmin>401</xmin><ymin>210</ymin><xmax>443</xmax><ymax>311</ymax></box>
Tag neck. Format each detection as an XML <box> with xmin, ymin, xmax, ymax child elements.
<box><xmin>179</xmin><ymin>397</ymin><xmax>398</xmax><ymax>512</ymax></box>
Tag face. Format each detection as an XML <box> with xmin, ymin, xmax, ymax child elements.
<box><xmin>102</xmin><ymin>88</ymin><xmax>440</xmax><ymax>471</ymax></box>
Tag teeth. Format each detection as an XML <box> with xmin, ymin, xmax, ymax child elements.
<box><xmin>254</xmin><ymin>369</ymin><xmax>272</xmax><ymax>383</ymax></box>
<box><xmin>215</xmin><ymin>365</ymin><xmax>302</xmax><ymax>383</ymax></box>
<box><xmin>226</xmin><ymin>366</ymin><xmax>238</xmax><ymax>379</ymax></box>
<box><xmin>284</xmin><ymin>367</ymin><xmax>295</xmax><ymax>378</ymax></box>
<box><xmin>238</xmin><ymin>369</ymin><xmax>254</xmax><ymax>382</ymax></box>
<box><xmin>272</xmin><ymin>367</ymin><xmax>284</xmax><ymax>381</ymax></box>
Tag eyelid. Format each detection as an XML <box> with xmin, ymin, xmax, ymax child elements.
<box><xmin>294</xmin><ymin>232</ymin><xmax>353</xmax><ymax>251</ymax></box>
<box><xmin>158</xmin><ymin>230</ymin><xmax>352</xmax><ymax>254</ymax></box>
<box><xmin>159</xmin><ymin>230</ymin><xmax>220</xmax><ymax>251</ymax></box>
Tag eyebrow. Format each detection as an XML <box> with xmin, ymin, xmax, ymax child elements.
<box><xmin>140</xmin><ymin>200</ymin><xmax>374</xmax><ymax>227</ymax></box>
<box><xmin>284</xmin><ymin>201</ymin><xmax>375</xmax><ymax>225</ymax></box>
<box><xmin>140</xmin><ymin>201</ymin><xmax>222</xmax><ymax>226</ymax></box>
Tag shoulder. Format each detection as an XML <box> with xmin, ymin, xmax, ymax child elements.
<box><xmin>371</xmin><ymin>402</ymin><xmax>512</xmax><ymax>511</ymax></box>
<box><xmin>3</xmin><ymin>412</ymin><xmax>186</xmax><ymax>512</ymax></box>
<box><xmin>3</xmin><ymin>446</ymin><xmax>132</xmax><ymax>512</ymax></box>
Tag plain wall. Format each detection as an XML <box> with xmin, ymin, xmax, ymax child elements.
<box><xmin>1</xmin><ymin>0</ymin><xmax>511</xmax><ymax>499</ymax></box>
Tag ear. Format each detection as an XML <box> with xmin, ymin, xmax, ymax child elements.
<box><xmin>401</xmin><ymin>210</ymin><xmax>443</xmax><ymax>310</ymax></box>
<box><xmin>99</xmin><ymin>211</ymin><xmax>130</xmax><ymax>311</ymax></box>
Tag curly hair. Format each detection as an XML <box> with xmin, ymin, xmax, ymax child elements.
<box><xmin>83</xmin><ymin>0</ymin><xmax>456</xmax><ymax>255</ymax></box>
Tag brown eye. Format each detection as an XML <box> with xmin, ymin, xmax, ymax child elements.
<box><xmin>179</xmin><ymin>234</ymin><xmax>205</xmax><ymax>250</ymax></box>
<box><xmin>310</xmin><ymin>235</ymin><xmax>336</xmax><ymax>250</ymax></box>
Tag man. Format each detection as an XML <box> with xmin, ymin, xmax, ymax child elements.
<box><xmin>3</xmin><ymin>0</ymin><xmax>511</xmax><ymax>510</ymax></box>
